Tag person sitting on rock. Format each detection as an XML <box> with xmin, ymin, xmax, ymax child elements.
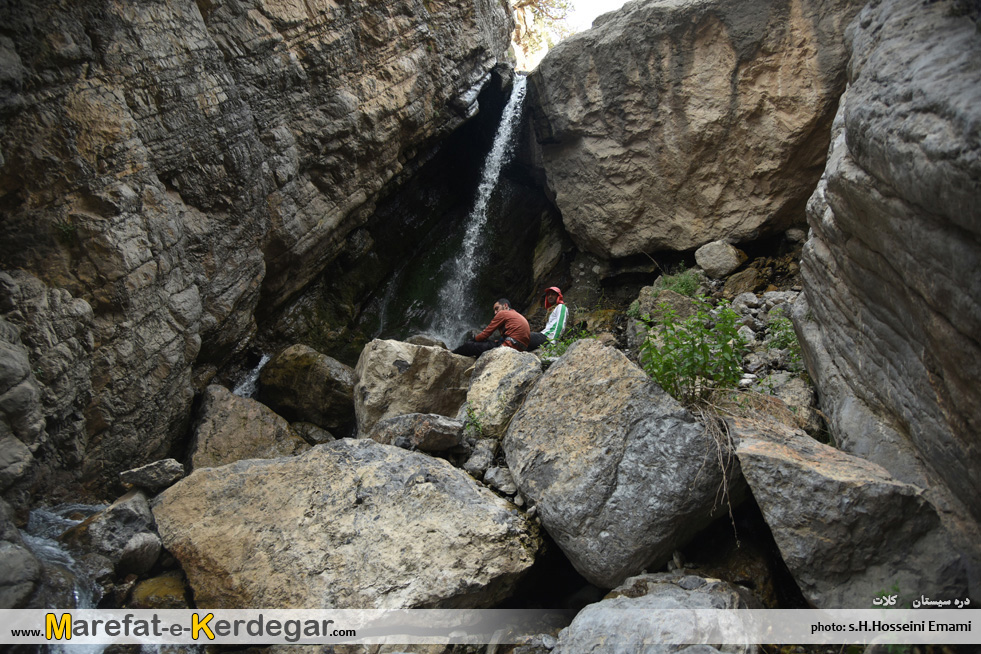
<box><xmin>529</xmin><ymin>286</ymin><xmax>568</xmax><ymax>351</ymax></box>
<box><xmin>452</xmin><ymin>298</ymin><xmax>531</xmax><ymax>357</ymax></box>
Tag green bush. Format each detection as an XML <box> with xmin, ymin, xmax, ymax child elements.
<box><xmin>640</xmin><ymin>299</ymin><xmax>747</xmax><ymax>405</ymax></box>
<box><xmin>539</xmin><ymin>324</ymin><xmax>594</xmax><ymax>360</ymax></box>
<box><xmin>658</xmin><ymin>266</ymin><xmax>701</xmax><ymax>298</ymax></box>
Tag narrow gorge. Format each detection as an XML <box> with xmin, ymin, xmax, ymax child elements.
<box><xmin>1</xmin><ymin>0</ymin><xmax>978</xmax><ymax>650</ymax></box>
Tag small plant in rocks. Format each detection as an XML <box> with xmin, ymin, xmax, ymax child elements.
<box><xmin>766</xmin><ymin>307</ymin><xmax>804</xmax><ymax>374</ymax></box>
<box><xmin>539</xmin><ymin>323</ymin><xmax>594</xmax><ymax>360</ymax></box>
<box><xmin>463</xmin><ymin>402</ymin><xmax>487</xmax><ymax>440</ymax></box>
<box><xmin>640</xmin><ymin>298</ymin><xmax>748</xmax><ymax>405</ymax></box>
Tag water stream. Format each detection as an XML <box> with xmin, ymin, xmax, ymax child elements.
<box><xmin>232</xmin><ymin>353</ymin><xmax>270</xmax><ymax>398</ymax></box>
<box><xmin>428</xmin><ymin>75</ymin><xmax>528</xmax><ymax>345</ymax></box>
<box><xmin>24</xmin><ymin>504</ymin><xmax>107</xmax><ymax>610</ymax></box>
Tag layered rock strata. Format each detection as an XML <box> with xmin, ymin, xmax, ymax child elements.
<box><xmin>0</xmin><ymin>0</ymin><xmax>513</xmax><ymax>498</ymax></box>
<box><xmin>795</xmin><ymin>0</ymin><xmax>981</xmax><ymax>588</ymax></box>
<box><xmin>525</xmin><ymin>0</ymin><xmax>865</xmax><ymax>258</ymax></box>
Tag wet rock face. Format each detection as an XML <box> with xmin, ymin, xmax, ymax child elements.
<box><xmin>525</xmin><ymin>0</ymin><xmax>865</xmax><ymax>258</ymax></box>
<box><xmin>152</xmin><ymin>439</ymin><xmax>540</xmax><ymax>609</ymax></box>
<box><xmin>796</xmin><ymin>0</ymin><xmax>981</xmax><ymax>574</ymax></box>
<box><xmin>0</xmin><ymin>0</ymin><xmax>513</xmax><ymax>498</ymax></box>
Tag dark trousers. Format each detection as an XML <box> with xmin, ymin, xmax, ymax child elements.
<box><xmin>528</xmin><ymin>332</ymin><xmax>547</xmax><ymax>352</ymax></box>
<box><xmin>452</xmin><ymin>339</ymin><xmax>500</xmax><ymax>357</ymax></box>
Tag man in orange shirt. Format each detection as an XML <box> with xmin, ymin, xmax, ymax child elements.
<box><xmin>452</xmin><ymin>298</ymin><xmax>531</xmax><ymax>357</ymax></box>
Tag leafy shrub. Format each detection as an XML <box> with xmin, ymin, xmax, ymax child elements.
<box><xmin>539</xmin><ymin>323</ymin><xmax>594</xmax><ymax>360</ymax></box>
<box><xmin>640</xmin><ymin>299</ymin><xmax>747</xmax><ymax>405</ymax></box>
<box><xmin>658</xmin><ymin>266</ymin><xmax>701</xmax><ymax>298</ymax></box>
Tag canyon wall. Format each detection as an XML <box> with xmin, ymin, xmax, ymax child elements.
<box><xmin>794</xmin><ymin>0</ymin><xmax>981</xmax><ymax>581</ymax></box>
<box><xmin>0</xmin><ymin>0</ymin><xmax>513</xmax><ymax>502</ymax></box>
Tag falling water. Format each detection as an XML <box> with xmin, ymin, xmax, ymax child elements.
<box><xmin>232</xmin><ymin>353</ymin><xmax>270</xmax><ymax>398</ymax></box>
<box><xmin>429</xmin><ymin>75</ymin><xmax>528</xmax><ymax>345</ymax></box>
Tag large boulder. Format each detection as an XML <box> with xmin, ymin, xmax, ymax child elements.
<box><xmin>462</xmin><ymin>347</ymin><xmax>543</xmax><ymax>440</ymax></box>
<box><xmin>354</xmin><ymin>340</ymin><xmax>473</xmax><ymax>435</ymax></box>
<box><xmin>504</xmin><ymin>340</ymin><xmax>742</xmax><ymax>588</ymax></box>
<box><xmin>524</xmin><ymin>0</ymin><xmax>866</xmax><ymax>258</ymax></box>
<box><xmin>554</xmin><ymin>572</ymin><xmax>757</xmax><ymax>654</ymax></box>
<box><xmin>732</xmin><ymin>417</ymin><xmax>968</xmax><ymax>608</ymax></box>
<box><xmin>152</xmin><ymin>439</ymin><xmax>540</xmax><ymax>609</ymax></box>
<box><xmin>795</xmin><ymin>0</ymin><xmax>981</xmax><ymax>591</ymax></box>
<box><xmin>189</xmin><ymin>385</ymin><xmax>309</xmax><ymax>470</ymax></box>
<box><xmin>258</xmin><ymin>344</ymin><xmax>356</xmax><ymax>433</ymax></box>
<box><xmin>0</xmin><ymin>0</ymin><xmax>513</xmax><ymax>499</ymax></box>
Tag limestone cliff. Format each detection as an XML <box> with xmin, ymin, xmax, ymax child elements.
<box><xmin>524</xmin><ymin>0</ymin><xmax>865</xmax><ymax>258</ymax></box>
<box><xmin>794</xmin><ymin>0</ymin><xmax>981</xmax><ymax>589</ymax></box>
<box><xmin>0</xmin><ymin>0</ymin><xmax>514</xmax><ymax>500</ymax></box>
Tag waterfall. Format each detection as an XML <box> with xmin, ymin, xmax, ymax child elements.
<box><xmin>232</xmin><ymin>353</ymin><xmax>270</xmax><ymax>398</ymax></box>
<box><xmin>430</xmin><ymin>75</ymin><xmax>528</xmax><ymax>345</ymax></box>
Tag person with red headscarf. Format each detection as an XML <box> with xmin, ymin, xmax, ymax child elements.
<box><xmin>529</xmin><ymin>286</ymin><xmax>568</xmax><ymax>351</ymax></box>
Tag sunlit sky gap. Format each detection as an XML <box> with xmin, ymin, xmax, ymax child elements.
<box><xmin>567</xmin><ymin>0</ymin><xmax>631</xmax><ymax>31</ymax></box>
<box><xmin>515</xmin><ymin>0</ymin><xmax>631</xmax><ymax>70</ymax></box>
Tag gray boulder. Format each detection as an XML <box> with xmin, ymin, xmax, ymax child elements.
<box><xmin>258</xmin><ymin>344</ymin><xmax>356</xmax><ymax>433</ymax></box>
<box><xmin>732</xmin><ymin>417</ymin><xmax>968</xmax><ymax>608</ymax></box>
<box><xmin>462</xmin><ymin>346</ymin><xmax>543</xmax><ymax>439</ymax></box>
<box><xmin>463</xmin><ymin>438</ymin><xmax>499</xmax><ymax>479</ymax></box>
<box><xmin>354</xmin><ymin>340</ymin><xmax>473</xmax><ymax>436</ymax></box>
<box><xmin>695</xmin><ymin>241</ymin><xmax>747</xmax><ymax>279</ymax></box>
<box><xmin>119</xmin><ymin>458</ymin><xmax>185</xmax><ymax>492</ymax></box>
<box><xmin>189</xmin><ymin>385</ymin><xmax>309</xmax><ymax>470</ymax></box>
<box><xmin>504</xmin><ymin>340</ymin><xmax>743</xmax><ymax>588</ymax></box>
<box><xmin>364</xmin><ymin>413</ymin><xmax>465</xmax><ymax>453</ymax></box>
<box><xmin>60</xmin><ymin>490</ymin><xmax>161</xmax><ymax>576</ymax></box>
<box><xmin>152</xmin><ymin>439</ymin><xmax>540</xmax><ymax>609</ymax></box>
<box><xmin>554</xmin><ymin>572</ymin><xmax>757</xmax><ymax>654</ymax></box>
<box><xmin>484</xmin><ymin>467</ymin><xmax>518</xmax><ymax>496</ymax></box>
